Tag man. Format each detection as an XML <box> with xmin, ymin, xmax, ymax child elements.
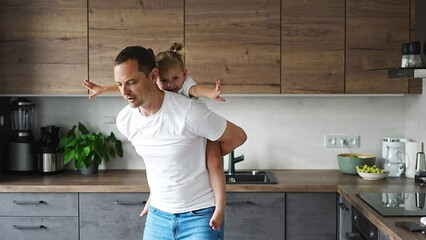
<box><xmin>114</xmin><ymin>46</ymin><xmax>247</xmax><ymax>240</ymax></box>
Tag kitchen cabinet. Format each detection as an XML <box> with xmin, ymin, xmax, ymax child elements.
<box><xmin>286</xmin><ymin>192</ymin><xmax>337</xmax><ymax>240</ymax></box>
<box><xmin>282</xmin><ymin>0</ymin><xmax>345</xmax><ymax>94</ymax></box>
<box><xmin>0</xmin><ymin>0</ymin><xmax>87</xmax><ymax>95</ymax></box>
<box><xmin>0</xmin><ymin>193</ymin><xmax>79</xmax><ymax>240</ymax></box>
<box><xmin>88</xmin><ymin>0</ymin><xmax>184</xmax><ymax>88</ymax></box>
<box><xmin>224</xmin><ymin>192</ymin><xmax>285</xmax><ymax>240</ymax></box>
<box><xmin>185</xmin><ymin>0</ymin><xmax>281</xmax><ymax>94</ymax></box>
<box><xmin>338</xmin><ymin>193</ymin><xmax>352</xmax><ymax>240</ymax></box>
<box><xmin>79</xmin><ymin>193</ymin><xmax>148</xmax><ymax>240</ymax></box>
<box><xmin>346</xmin><ymin>0</ymin><xmax>411</xmax><ymax>94</ymax></box>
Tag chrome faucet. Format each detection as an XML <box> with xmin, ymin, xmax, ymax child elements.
<box><xmin>227</xmin><ymin>151</ymin><xmax>244</xmax><ymax>175</ymax></box>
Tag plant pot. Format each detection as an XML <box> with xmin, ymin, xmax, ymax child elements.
<box><xmin>80</xmin><ymin>162</ymin><xmax>99</xmax><ymax>175</ymax></box>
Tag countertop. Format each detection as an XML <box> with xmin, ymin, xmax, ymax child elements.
<box><xmin>1</xmin><ymin>169</ymin><xmax>425</xmax><ymax>239</ymax></box>
<box><xmin>0</xmin><ymin>169</ymin><xmax>379</xmax><ymax>192</ymax></box>
<box><xmin>339</xmin><ymin>184</ymin><xmax>426</xmax><ymax>240</ymax></box>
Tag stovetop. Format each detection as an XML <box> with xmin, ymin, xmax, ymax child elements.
<box><xmin>356</xmin><ymin>192</ymin><xmax>426</xmax><ymax>217</ymax></box>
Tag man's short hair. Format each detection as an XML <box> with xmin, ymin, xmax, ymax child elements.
<box><xmin>114</xmin><ymin>46</ymin><xmax>156</xmax><ymax>77</ymax></box>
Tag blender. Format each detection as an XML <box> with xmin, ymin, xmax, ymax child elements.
<box><xmin>7</xmin><ymin>98</ymin><xmax>35</xmax><ymax>172</ymax></box>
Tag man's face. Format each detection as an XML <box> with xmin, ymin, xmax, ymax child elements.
<box><xmin>156</xmin><ymin>64</ymin><xmax>187</xmax><ymax>93</ymax></box>
<box><xmin>114</xmin><ymin>59</ymin><xmax>157</xmax><ymax>108</ymax></box>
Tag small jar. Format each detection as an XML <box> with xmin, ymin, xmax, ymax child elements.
<box><xmin>406</xmin><ymin>41</ymin><xmax>422</xmax><ymax>68</ymax></box>
<box><xmin>401</xmin><ymin>42</ymin><xmax>410</xmax><ymax>68</ymax></box>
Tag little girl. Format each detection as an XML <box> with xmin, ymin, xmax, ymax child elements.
<box><xmin>84</xmin><ymin>43</ymin><xmax>226</xmax><ymax>231</ymax></box>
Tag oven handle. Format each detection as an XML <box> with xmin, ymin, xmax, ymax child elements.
<box><xmin>345</xmin><ymin>232</ymin><xmax>364</xmax><ymax>240</ymax></box>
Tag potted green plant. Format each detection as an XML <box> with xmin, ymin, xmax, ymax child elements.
<box><xmin>58</xmin><ymin>122</ymin><xmax>123</xmax><ymax>175</ymax></box>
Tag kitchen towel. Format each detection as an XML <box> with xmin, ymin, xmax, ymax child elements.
<box><xmin>405</xmin><ymin>141</ymin><xmax>423</xmax><ymax>178</ymax></box>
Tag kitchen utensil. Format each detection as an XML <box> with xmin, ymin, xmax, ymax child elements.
<box><xmin>382</xmin><ymin>137</ymin><xmax>405</xmax><ymax>163</ymax></box>
<box><xmin>37</xmin><ymin>125</ymin><xmax>63</xmax><ymax>173</ymax></box>
<box><xmin>7</xmin><ymin>98</ymin><xmax>35</xmax><ymax>172</ymax></box>
<box><xmin>415</xmin><ymin>152</ymin><xmax>426</xmax><ymax>184</ymax></box>
<box><xmin>337</xmin><ymin>153</ymin><xmax>376</xmax><ymax>174</ymax></box>
<box><xmin>405</xmin><ymin>141</ymin><xmax>422</xmax><ymax>178</ymax></box>
<box><xmin>384</xmin><ymin>145</ymin><xmax>405</xmax><ymax>177</ymax></box>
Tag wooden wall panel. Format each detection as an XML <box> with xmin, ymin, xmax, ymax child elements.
<box><xmin>89</xmin><ymin>0</ymin><xmax>184</xmax><ymax>88</ymax></box>
<box><xmin>346</xmin><ymin>0</ymin><xmax>410</xmax><ymax>93</ymax></box>
<box><xmin>0</xmin><ymin>0</ymin><xmax>87</xmax><ymax>94</ymax></box>
<box><xmin>282</xmin><ymin>0</ymin><xmax>345</xmax><ymax>94</ymax></box>
<box><xmin>185</xmin><ymin>0</ymin><xmax>281</xmax><ymax>94</ymax></box>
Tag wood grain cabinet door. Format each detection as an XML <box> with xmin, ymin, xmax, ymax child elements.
<box><xmin>185</xmin><ymin>0</ymin><xmax>281</xmax><ymax>94</ymax></box>
<box><xmin>282</xmin><ymin>0</ymin><xmax>345</xmax><ymax>94</ymax></box>
<box><xmin>0</xmin><ymin>0</ymin><xmax>87</xmax><ymax>95</ymax></box>
<box><xmin>346</xmin><ymin>0</ymin><xmax>410</xmax><ymax>94</ymax></box>
<box><xmin>88</xmin><ymin>0</ymin><xmax>184</xmax><ymax>90</ymax></box>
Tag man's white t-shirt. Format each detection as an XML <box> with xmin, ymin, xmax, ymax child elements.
<box><xmin>116</xmin><ymin>91</ymin><xmax>227</xmax><ymax>213</ymax></box>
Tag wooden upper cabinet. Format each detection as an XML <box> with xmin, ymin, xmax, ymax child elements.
<box><xmin>0</xmin><ymin>0</ymin><xmax>87</xmax><ymax>94</ymax></box>
<box><xmin>282</xmin><ymin>0</ymin><xmax>345</xmax><ymax>94</ymax></box>
<box><xmin>185</xmin><ymin>0</ymin><xmax>281</xmax><ymax>94</ymax></box>
<box><xmin>346</xmin><ymin>0</ymin><xmax>410</xmax><ymax>93</ymax></box>
<box><xmin>88</xmin><ymin>0</ymin><xmax>184</xmax><ymax>89</ymax></box>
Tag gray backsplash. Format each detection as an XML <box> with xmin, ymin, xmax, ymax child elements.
<box><xmin>5</xmin><ymin>90</ymin><xmax>417</xmax><ymax>171</ymax></box>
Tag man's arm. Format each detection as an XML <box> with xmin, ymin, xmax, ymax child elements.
<box><xmin>216</xmin><ymin>121</ymin><xmax>247</xmax><ymax>156</ymax></box>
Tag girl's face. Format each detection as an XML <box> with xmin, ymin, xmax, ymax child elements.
<box><xmin>156</xmin><ymin>64</ymin><xmax>187</xmax><ymax>93</ymax></box>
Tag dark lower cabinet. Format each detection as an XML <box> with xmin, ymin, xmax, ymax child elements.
<box><xmin>79</xmin><ymin>193</ymin><xmax>149</xmax><ymax>240</ymax></box>
<box><xmin>286</xmin><ymin>192</ymin><xmax>337</xmax><ymax>240</ymax></box>
<box><xmin>224</xmin><ymin>192</ymin><xmax>285</xmax><ymax>240</ymax></box>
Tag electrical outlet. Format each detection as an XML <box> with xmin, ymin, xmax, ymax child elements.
<box><xmin>324</xmin><ymin>135</ymin><xmax>360</xmax><ymax>148</ymax></box>
<box><xmin>103</xmin><ymin>116</ymin><xmax>116</xmax><ymax>124</ymax></box>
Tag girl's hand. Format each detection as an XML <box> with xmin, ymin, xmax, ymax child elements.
<box><xmin>209</xmin><ymin>208</ymin><xmax>224</xmax><ymax>230</ymax></box>
<box><xmin>211</xmin><ymin>79</ymin><xmax>225</xmax><ymax>102</ymax></box>
<box><xmin>140</xmin><ymin>202</ymin><xmax>150</xmax><ymax>217</ymax></box>
<box><xmin>83</xmin><ymin>79</ymin><xmax>104</xmax><ymax>99</ymax></box>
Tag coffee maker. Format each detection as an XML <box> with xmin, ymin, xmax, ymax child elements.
<box><xmin>7</xmin><ymin>98</ymin><xmax>35</xmax><ymax>172</ymax></box>
<box><xmin>37</xmin><ymin>125</ymin><xmax>63</xmax><ymax>173</ymax></box>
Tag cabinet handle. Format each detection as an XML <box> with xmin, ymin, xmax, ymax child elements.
<box><xmin>13</xmin><ymin>225</ymin><xmax>46</xmax><ymax>230</ymax></box>
<box><xmin>227</xmin><ymin>201</ymin><xmax>256</xmax><ymax>206</ymax></box>
<box><xmin>338</xmin><ymin>202</ymin><xmax>349</xmax><ymax>211</ymax></box>
<box><xmin>13</xmin><ymin>200</ymin><xmax>46</xmax><ymax>205</ymax></box>
<box><xmin>114</xmin><ymin>200</ymin><xmax>147</xmax><ymax>205</ymax></box>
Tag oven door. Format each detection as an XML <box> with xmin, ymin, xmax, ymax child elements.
<box><xmin>351</xmin><ymin>207</ymin><xmax>378</xmax><ymax>240</ymax></box>
<box><xmin>346</xmin><ymin>229</ymin><xmax>366</xmax><ymax>240</ymax></box>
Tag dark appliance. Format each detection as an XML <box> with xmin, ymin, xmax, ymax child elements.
<box><xmin>37</xmin><ymin>125</ymin><xmax>63</xmax><ymax>173</ymax></box>
<box><xmin>7</xmin><ymin>98</ymin><xmax>35</xmax><ymax>172</ymax></box>
<box><xmin>357</xmin><ymin>192</ymin><xmax>426</xmax><ymax>217</ymax></box>
<box><xmin>346</xmin><ymin>207</ymin><xmax>378</xmax><ymax>240</ymax></box>
<box><xmin>0</xmin><ymin>97</ymin><xmax>12</xmax><ymax>171</ymax></box>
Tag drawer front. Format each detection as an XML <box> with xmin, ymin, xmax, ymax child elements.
<box><xmin>80</xmin><ymin>193</ymin><xmax>149</xmax><ymax>240</ymax></box>
<box><xmin>0</xmin><ymin>217</ymin><xmax>78</xmax><ymax>240</ymax></box>
<box><xmin>0</xmin><ymin>193</ymin><xmax>78</xmax><ymax>217</ymax></box>
<box><xmin>225</xmin><ymin>193</ymin><xmax>285</xmax><ymax>240</ymax></box>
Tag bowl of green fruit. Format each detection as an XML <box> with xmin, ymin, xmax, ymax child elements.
<box><xmin>337</xmin><ymin>153</ymin><xmax>376</xmax><ymax>174</ymax></box>
<box><xmin>356</xmin><ymin>165</ymin><xmax>389</xmax><ymax>180</ymax></box>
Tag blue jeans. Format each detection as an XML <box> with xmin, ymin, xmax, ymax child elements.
<box><xmin>143</xmin><ymin>206</ymin><xmax>224</xmax><ymax>240</ymax></box>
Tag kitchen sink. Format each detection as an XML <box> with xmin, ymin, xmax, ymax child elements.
<box><xmin>224</xmin><ymin>171</ymin><xmax>277</xmax><ymax>184</ymax></box>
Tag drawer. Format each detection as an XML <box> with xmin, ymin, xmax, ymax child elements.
<box><xmin>80</xmin><ymin>193</ymin><xmax>148</xmax><ymax>240</ymax></box>
<box><xmin>0</xmin><ymin>193</ymin><xmax>78</xmax><ymax>217</ymax></box>
<box><xmin>0</xmin><ymin>216</ymin><xmax>78</xmax><ymax>240</ymax></box>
